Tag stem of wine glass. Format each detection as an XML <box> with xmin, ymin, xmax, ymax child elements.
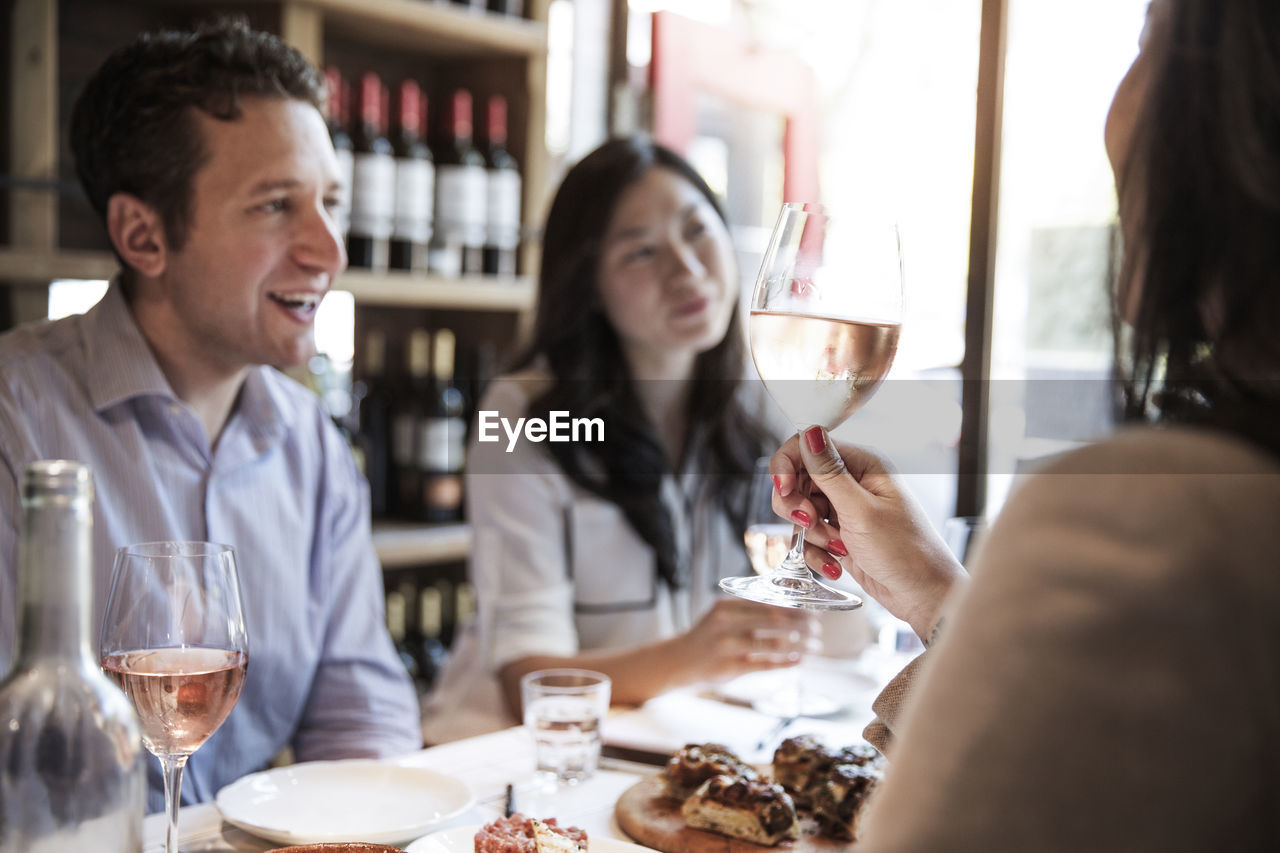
<box><xmin>788</xmin><ymin>650</ymin><xmax>805</xmax><ymax>718</ymax></box>
<box><xmin>720</xmin><ymin>438</ymin><xmax>861</xmax><ymax>608</ymax></box>
<box><xmin>776</xmin><ymin>441</ymin><xmax>817</xmax><ymax>581</ymax></box>
<box><xmin>160</xmin><ymin>753</ymin><xmax>188</xmax><ymax>853</ymax></box>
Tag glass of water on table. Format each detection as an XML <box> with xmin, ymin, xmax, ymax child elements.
<box><xmin>521</xmin><ymin>669</ymin><xmax>611</xmax><ymax>785</ymax></box>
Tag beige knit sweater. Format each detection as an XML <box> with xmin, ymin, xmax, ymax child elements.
<box><xmin>857</xmin><ymin>426</ymin><xmax>1280</xmax><ymax>851</ymax></box>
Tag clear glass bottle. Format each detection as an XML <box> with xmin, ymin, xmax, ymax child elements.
<box><xmin>0</xmin><ymin>460</ymin><xmax>145</xmax><ymax>852</ymax></box>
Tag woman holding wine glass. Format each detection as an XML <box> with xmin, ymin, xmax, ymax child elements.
<box><xmin>766</xmin><ymin>0</ymin><xmax>1280</xmax><ymax>848</ymax></box>
<box><xmin>422</xmin><ymin>137</ymin><xmax>816</xmax><ymax>743</ymax></box>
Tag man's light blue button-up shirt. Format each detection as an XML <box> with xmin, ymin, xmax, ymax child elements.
<box><xmin>0</xmin><ymin>283</ymin><xmax>421</xmax><ymax>811</ymax></box>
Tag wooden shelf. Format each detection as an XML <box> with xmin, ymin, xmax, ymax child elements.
<box><xmin>0</xmin><ymin>248</ymin><xmax>120</xmax><ymax>283</ymax></box>
<box><xmin>372</xmin><ymin>520</ymin><xmax>471</xmax><ymax>568</ymax></box>
<box><xmin>338</xmin><ymin>268</ymin><xmax>536</xmax><ymax>311</ymax></box>
<box><xmin>0</xmin><ymin>249</ymin><xmax>536</xmax><ymax>312</ymax></box>
<box><xmin>227</xmin><ymin>0</ymin><xmax>547</xmax><ymax>57</ymax></box>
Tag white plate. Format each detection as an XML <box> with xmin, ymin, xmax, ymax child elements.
<box><xmin>215</xmin><ymin>759</ymin><xmax>473</xmax><ymax>845</ymax></box>
<box><xmin>716</xmin><ymin>659</ymin><xmax>878</xmax><ymax>718</ymax></box>
<box><xmin>406</xmin><ymin>824</ymin><xmax>653</xmax><ymax>853</ymax></box>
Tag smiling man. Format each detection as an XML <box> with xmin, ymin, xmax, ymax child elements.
<box><xmin>0</xmin><ymin>19</ymin><xmax>421</xmax><ymax>811</ymax></box>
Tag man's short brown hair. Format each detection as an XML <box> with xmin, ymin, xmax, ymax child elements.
<box><xmin>69</xmin><ymin>17</ymin><xmax>325</xmax><ymax>257</ymax></box>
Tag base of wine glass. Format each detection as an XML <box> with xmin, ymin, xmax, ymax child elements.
<box><xmin>719</xmin><ymin>574</ymin><xmax>863</xmax><ymax>610</ymax></box>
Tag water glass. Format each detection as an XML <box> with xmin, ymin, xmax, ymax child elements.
<box><xmin>520</xmin><ymin>668</ymin><xmax>610</xmax><ymax>785</ymax></box>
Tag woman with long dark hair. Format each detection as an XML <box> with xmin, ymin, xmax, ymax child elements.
<box><xmin>423</xmin><ymin>137</ymin><xmax>813</xmax><ymax>742</ymax></box>
<box><xmin>770</xmin><ymin>1</ymin><xmax>1280</xmax><ymax>848</ymax></box>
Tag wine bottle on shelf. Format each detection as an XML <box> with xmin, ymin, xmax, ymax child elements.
<box><xmin>384</xmin><ymin>588</ymin><xmax>422</xmax><ymax>689</ymax></box>
<box><xmin>455</xmin><ymin>581</ymin><xmax>477</xmax><ymax>629</ymax></box>
<box><xmin>419</xmin><ymin>328</ymin><xmax>466</xmax><ymax>522</ymax></box>
<box><xmin>415</xmin><ymin>585</ymin><xmax>451</xmax><ymax>690</ymax></box>
<box><xmin>465</xmin><ymin>339</ymin><xmax>497</xmax><ymax>427</ymax></box>
<box><xmin>430</xmin><ymin>89</ymin><xmax>487</xmax><ymax>277</ymax></box>
<box><xmin>323</xmin><ymin>67</ymin><xmax>355</xmax><ymax>240</ymax></box>
<box><xmin>390</xmin><ymin>80</ymin><xmax>435</xmax><ymax>273</ymax></box>
<box><xmin>392</xmin><ymin>328</ymin><xmax>432</xmax><ymax>520</ymax></box>
<box><xmin>0</xmin><ymin>461</ymin><xmax>145</xmax><ymax>851</ymax></box>
<box><xmin>359</xmin><ymin>329</ymin><xmax>394</xmax><ymax>517</ymax></box>
<box><xmin>349</xmin><ymin>72</ymin><xmax>395</xmax><ymax>272</ymax></box>
<box><xmin>482</xmin><ymin>94</ymin><xmax>522</xmax><ymax>278</ymax></box>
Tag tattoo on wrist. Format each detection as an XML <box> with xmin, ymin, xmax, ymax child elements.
<box><xmin>923</xmin><ymin>616</ymin><xmax>945</xmax><ymax>649</ymax></box>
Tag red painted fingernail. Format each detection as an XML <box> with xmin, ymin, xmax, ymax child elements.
<box><xmin>828</xmin><ymin>539</ymin><xmax>848</xmax><ymax>557</ymax></box>
<box><xmin>805</xmin><ymin>426</ymin><xmax>826</xmax><ymax>454</ymax></box>
<box><xmin>821</xmin><ymin>561</ymin><xmax>842</xmax><ymax>580</ymax></box>
<box><xmin>772</xmin><ymin>474</ymin><xmax>782</xmax><ymax>494</ymax></box>
<box><xmin>790</xmin><ymin>510</ymin><xmax>813</xmax><ymax>528</ymax></box>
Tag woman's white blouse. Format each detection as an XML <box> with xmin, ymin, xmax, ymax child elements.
<box><xmin>421</xmin><ymin>368</ymin><xmax>749</xmax><ymax>743</ymax></box>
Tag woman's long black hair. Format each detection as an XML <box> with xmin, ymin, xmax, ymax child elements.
<box><xmin>1117</xmin><ymin>0</ymin><xmax>1280</xmax><ymax>456</ymax></box>
<box><xmin>510</xmin><ymin>136</ymin><xmax>771</xmax><ymax>587</ymax></box>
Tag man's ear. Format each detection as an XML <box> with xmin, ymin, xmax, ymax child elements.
<box><xmin>106</xmin><ymin>192</ymin><xmax>168</xmax><ymax>279</ymax></box>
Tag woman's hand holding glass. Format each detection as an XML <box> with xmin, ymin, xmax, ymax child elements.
<box><xmin>719</xmin><ymin>203</ymin><xmax>904</xmax><ymax>609</ymax></box>
<box><xmin>677</xmin><ymin>597</ymin><xmax>817</xmax><ymax>684</ymax></box>
<box><xmin>770</xmin><ymin>431</ymin><xmax>966</xmax><ymax>644</ymax></box>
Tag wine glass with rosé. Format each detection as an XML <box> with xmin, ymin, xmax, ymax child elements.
<box><xmin>721</xmin><ymin>203</ymin><xmax>903</xmax><ymax>610</ymax></box>
<box><xmin>100</xmin><ymin>541</ymin><xmax>248</xmax><ymax>853</ymax></box>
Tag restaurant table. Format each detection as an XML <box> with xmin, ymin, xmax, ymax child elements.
<box><xmin>142</xmin><ymin>646</ymin><xmax>915</xmax><ymax>852</ymax></box>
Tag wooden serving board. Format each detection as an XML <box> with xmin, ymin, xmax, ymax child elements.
<box><xmin>614</xmin><ymin>777</ymin><xmax>853</xmax><ymax>853</ymax></box>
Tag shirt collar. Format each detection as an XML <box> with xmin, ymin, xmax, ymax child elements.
<box><xmin>82</xmin><ymin>280</ymin><xmax>177</xmax><ymax>412</ymax></box>
<box><xmin>82</xmin><ymin>280</ymin><xmax>294</xmax><ymax>441</ymax></box>
<box><xmin>236</xmin><ymin>366</ymin><xmax>295</xmax><ymax>441</ymax></box>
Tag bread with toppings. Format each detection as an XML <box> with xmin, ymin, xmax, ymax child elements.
<box><xmin>662</xmin><ymin>742</ymin><xmax>759</xmax><ymax>800</ymax></box>
<box><xmin>772</xmin><ymin>735</ymin><xmax>883</xmax><ymax>809</ymax></box>
<box><xmin>680</xmin><ymin>775</ymin><xmax>800</xmax><ymax>847</ymax></box>
<box><xmin>811</xmin><ymin>763</ymin><xmax>882</xmax><ymax>842</ymax></box>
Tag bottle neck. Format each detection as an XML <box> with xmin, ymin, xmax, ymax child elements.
<box><xmin>407</xmin><ymin>329</ymin><xmax>432</xmax><ymax>382</ymax></box>
<box><xmin>432</xmin><ymin>330</ymin><xmax>456</xmax><ymax>386</ymax></box>
<box><xmin>487</xmin><ymin>97</ymin><xmax>508</xmax><ymax>149</ymax></box>
<box><xmin>15</xmin><ymin>491</ymin><xmax>95</xmax><ymax>668</ymax></box>
<box><xmin>450</xmin><ymin>92</ymin><xmax>474</xmax><ymax>146</ymax></box>
<box><xmin>398</xmin><ymin>82</ymin><xmax>422</xmax><ymax>147</ymax></box>
<box><xmin>361</xmin><ymin>74</ymin><xmax>386</xmax><ymax>139</ymax></box>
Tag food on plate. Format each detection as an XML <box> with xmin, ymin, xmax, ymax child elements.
<box><xmin>810</xmin><ymin>763</ymin><xmax>881</xmax><ymax>842</ymax></box>
<box><xmin>771</xmin><ymin>734</ymin><xmax>831</xmax><ymax>807</ymax></box>
<box><xmin>532</xmin><ymin>818</ymin><xmax>588</xmax><ymax>853</ymax></box>
<box><xmin>830</xmin><ymin>742</ymin><xmax>884</xmax><ymax>770</ymax></box>
<box><xmin>772</xmin><ymin>734</ymin><xmax>884</xmax><ymax>808</ymax></box>
<box><xmin>681</xmin><ymin>774</ymin><xmax>800</xmax><ymax>847</ymax></box>
<box><xmin>662</xmin><ymin>742</ymin><xmax>759</xmax><ymax>799</ymax></box>
<box><xmin>474</xmin><ymin>814</ymin><xmax>588</xmax><ymax>853</ymax></box>
<box><xmin>653</xmin><ymin>737</ymin><xmax>883</xmax><ymax>845</ymax></box>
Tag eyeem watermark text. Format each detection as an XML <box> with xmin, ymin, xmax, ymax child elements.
<box><xmin>477</xmin><ymin>410</ymin><xmax>605</xmax><ymax>452</ymax></box>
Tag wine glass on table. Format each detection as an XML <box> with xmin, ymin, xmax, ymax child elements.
<box><xmin>100</xmin><ymin>541</ymin><xmax>249</xmax><ymax>853</ymax></box>
<box><xmin>722</xmin><ymin>202</ymin><xmax>903</xmax><ymax>610</ymax></box>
